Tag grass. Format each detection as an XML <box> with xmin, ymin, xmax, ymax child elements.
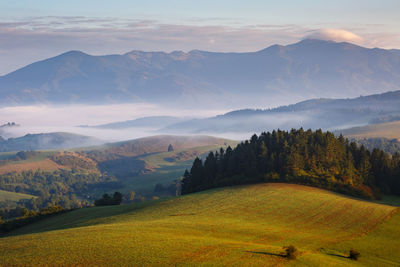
<box><xmin>0</xmin><ymin>183</ymin><xmax>398</xmax><ymax>266</ymax></box>
<box><xmin>0</xmin><ymin>151</ymin><xmax>65</xmax><ymax>175</ymax></box>
<box><xmin>0</xmin><ymin>189</ymin><xmax>36</xmax><ymax>202</ymax></box>
<box><xmin>327</xmin><ymin>207</ymin><xmax>400</xmax><ymax>266</ymax></box>
<box><xmin>340</xmin><ymin>121</ymin><xmax>400</xmax><ymax>140</ymax></box>
<box><xmin>0</xmin><ymin>158</ymin><xmax>66</xmax><ymax>175</ymax></box>
<box><xmin>0</xmin><ymin>151</ymin><xmax>56</xmax><ymax>161</ymax></box>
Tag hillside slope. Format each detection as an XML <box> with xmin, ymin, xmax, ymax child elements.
<box><xmin>338</xmin><ymin>121</ymin><xmax>400</xmax><ymax>140</ymax></box>
<box><xmin>0</xmin><ymin>183</ymin><xmax>398</xmax><ymax>266</ymax></box>
<box><xmin>0</xmin><ymin>190</ymin><xmax>36</xmax><ymax>202</ymax></box>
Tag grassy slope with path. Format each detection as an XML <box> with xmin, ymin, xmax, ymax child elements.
<box><xmin>0</xmin><ymin>183</ymin><xmax>399</xmax><ymax>266</ymax></box>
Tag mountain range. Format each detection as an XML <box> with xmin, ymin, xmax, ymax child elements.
<box><xmin>162</xmin><ymin>90</ymin><xmax>400</xmax><ymax>133</ymax></box>
<box><xmin>1</xmin><ymin>39</ymin><xmax>400</xmax><ymax>108</ymax></box>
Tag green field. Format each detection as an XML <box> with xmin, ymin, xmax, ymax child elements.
<box><xmin>1</xmin><ymin>183</ymin><xmax>399</xmax><ymax>266</ymax></box>
<box><xmin>0</xmin><ymin>189</ymin><xmax>36</xmax><ymax>202</ymax></box>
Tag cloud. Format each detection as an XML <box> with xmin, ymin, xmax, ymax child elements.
<box><xmin>0</xmin><ymin>17</ymin><xmax>399</xmax><ymax>75</ymax></box>
<box><xmin>305</xmin><ymin>28</ymin><xmax>363</xmax><ymax>43</ymax></box>
<box><xmin>0</xmin><ymin>17</ymin><xmax>307</xmax><ymax>75</ymax></box>
<box><xmin>0</xmin><ymin>103</ymin><xmax>230</xmax><ymax>141</ymax></box>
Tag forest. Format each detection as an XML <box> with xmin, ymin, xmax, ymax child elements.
<box><xmin>181</xmin><ymin>129</ymin><xmax>400</xmax><ymax>199</ymax></box>
<box><xmin>0</xmin><ymin>169</ymin><xmax>120</xmax><ymax>213</ymax></box>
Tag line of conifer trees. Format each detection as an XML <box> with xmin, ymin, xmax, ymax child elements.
<box><xmin>181</xmin><ymin>129</ymin><xmax>400</xmax><ymax>199</ymax></box>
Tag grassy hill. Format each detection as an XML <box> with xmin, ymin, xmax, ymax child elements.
<box><xmin>339</xmin><ymin>121</ymin><xmax>400</xmax><ymax>140</ymax></box>
<box><xmin>1</xmin><ymin>183</ymin><xmax>398</xmax><ymax>266</ymax></box>
<box><xmin>0</xmin><ymin>190</ymin><xmax>36</xmax><ymax>202</ymax></box>
<box><xmin>0</xmin><ymin>150</ymin><xmax>97</xmax><ymax>175</ymax></box>
<box><xmin>92</xmin><ymin>135</ymin><xmax>234</xmax><ymax>157</ymax></box>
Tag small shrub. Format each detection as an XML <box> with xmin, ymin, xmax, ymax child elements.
<box><xmin>284</xmin><ymin>245</ymin><xmax>298</xmax><ymax>260</ymax></box>
<box><xmin>349</xmin><ymin>249</ymin><xmax>360</xmax><ymax>260</ymax></box>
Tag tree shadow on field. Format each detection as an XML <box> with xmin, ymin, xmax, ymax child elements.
<box><xmin>325</xmin><ymin>252</ymin><xmax>349</xmax><ymax>259</ymax></box>
<box><xmin>245</xmin><ymin>251</ymin><xmax>286</xmax><ymax>258</ymax></box>
<box><xmin>1</xmin><ymin>200</ymin><xmax>156</xmax><ymax>238</ymax></box>
<box><xmin>320</xmin><ymin>248</ymin><xmax>349</xmax><ymax>259</ymax></box>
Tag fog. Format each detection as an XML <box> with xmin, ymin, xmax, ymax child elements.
<box><xmin>0</xmin><ymin>103</ymin><xmax>360</xmax><ymax>147</ymax></box>
<box><xmin>0</xmin><ymin>103</ymin><xmax>234</xmax><ymax>142</ymax></box>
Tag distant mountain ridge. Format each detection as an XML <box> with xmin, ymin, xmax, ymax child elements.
<box><xmin>162</xmin><ymin>90</ymin><xmax>400</xmax><ymax>133</ymax></box>
<box><xmin>85</xmin><ymin>116</ymin><xmax>186</xmax><ymax>129</ymax></box>
<box><xmin>1</xmin><ymin>39</ymin><xmax>400</xmax><ymax>107</ymax></box>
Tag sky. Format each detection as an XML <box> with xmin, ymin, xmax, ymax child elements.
<box><xmin>0</xmin><ymin>0</ymin><xmax>400</xmax><ymax>75</ymax></box>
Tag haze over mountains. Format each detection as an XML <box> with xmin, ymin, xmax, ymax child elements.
<box><xmin>84</xmin><ymin>90</ymin><xmax>400</xmax><ymax>135</ymax></box>
<box><xmin>1</xmin><ymin>39</ymin><xmax>400</xmax><ymax>108</ymax></box>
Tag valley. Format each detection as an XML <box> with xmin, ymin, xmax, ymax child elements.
<box><xmin>0</xmin><ymin>135</ymin><xmax>237</xmax><ymax>211</ymax></box>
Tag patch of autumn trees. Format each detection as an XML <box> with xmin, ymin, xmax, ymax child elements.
<box><xmin>181</xmin><ymin>129</ymin><xmax>400</xmax><ymax>199</ymax></box>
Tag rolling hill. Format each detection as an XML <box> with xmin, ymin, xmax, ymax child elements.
<box><xmin>0</xmin><ymin>132</ymin><xmax>102</xmax><ymax>152</ymax></box>
<box><xmin>338</xmin><ymin>121</ymin><xmax>400</xmax><ymax>140</ymax></box>
<box><xmin>0</xmin><ymin>183</ymin><xmax>398</xmax><ymax>266</ymax></box>
<box><xmin>0</xmin><ymin>135</ymin><xmax>238</xmax><ymax>210</ymax></box>
<box><xmin>84</xmin><ymin>135</ymin><xmax>238</xmax><ymax>195</ymax></box>
<box><xmin>0</xmin><ymin>190</ymin><xmax>36</xmax><ymax>202</ymax></box>
<box><xmin>1</xmin><ymin>39</ymin><xmax>400</xmax><ymax>108</ymax></box>
<box><xmin>94</xmin><ymin>135</ymin><xmax>233</xmax><ymax>156</ymax></box>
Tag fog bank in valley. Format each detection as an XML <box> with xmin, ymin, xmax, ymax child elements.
<box><xmin>0</xmin><ymin>103</ymin><xmax>234</xmax><ymax>142</ymax></box>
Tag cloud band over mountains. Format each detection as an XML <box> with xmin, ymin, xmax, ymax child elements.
<box><xmin>305</xmin><ymin>29</ymin><xmax>363</xmax><ymax>43</ymax></box>
<box><xmin>0</xmin><ymin>16</ymin><xmax>399</xmax><ymax>75</ymax></box>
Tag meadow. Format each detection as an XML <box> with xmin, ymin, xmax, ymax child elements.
<box><xmin>0</xmin><ymin>183</ymin><xmax>399</xmax><ymax>266</ymax></box>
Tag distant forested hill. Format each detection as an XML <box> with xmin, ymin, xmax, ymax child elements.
<box><xmin>0</xmin><ymin>132</ymin><xmax>101</xmax><ymax>152</ymax></box>
<box><xmin>163</xmin><ymin>90</ymin><xmax>400</xmax><ymax>133</ymax></box>
<box><xmin>182</xmin><ymin>129</ymin><xmax>400</xmax><ymax>199</ymax></box>
<box><xmin>86</xmin><ymin>116</ymin><xmax>186</xmax><ymax>129</ymax></box>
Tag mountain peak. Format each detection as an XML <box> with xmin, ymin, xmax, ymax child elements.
<box><xmin>59</xmin><ymin>50</ymin><xmax>89</xmax><ymax>57</ymax></box>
